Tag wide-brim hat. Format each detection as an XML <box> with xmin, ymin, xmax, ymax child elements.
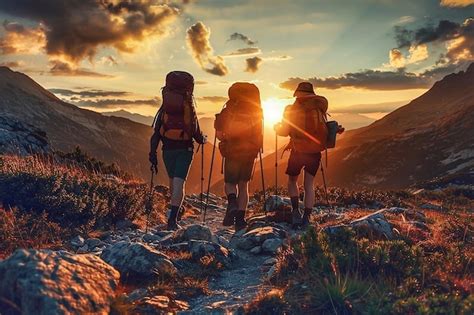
<box><xmin>293</xmin><ymin>82</ymin><xmax>315</xmax><ymax>96</ymax></box>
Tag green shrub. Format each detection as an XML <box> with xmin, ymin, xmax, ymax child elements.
<box><xmin>0</xmin><ymin>155</ymin><xmax>153</xmax><ymax>230</ymax></box>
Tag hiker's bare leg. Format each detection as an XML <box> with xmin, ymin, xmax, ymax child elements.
<box><xmin>288</xmin><ymin>175</ymin><xmax>299</xmax><ymax>197</ymax></box>
<box><xmin>224</xmin><ymin>182</ymin><xmax>237</xmax><ymax>196</ymax></box>
<box><xmin>170</xmin><ymin>177</ymin><xmax>185</xmax><ymax>207</ymax></box>
<box><xmin>237</xmin><ymin>181</ymin><xmax>249</xmax><ymax>211</ymax></box>
<box><xmin>303</xmin><ymin>171</ymin><xmax>315</xmax><ymax>208</ymax></box>
<box><xmin>169</xmin><ymin>177</ymin><xmax>173</xmax><ymax>199</ymax></box>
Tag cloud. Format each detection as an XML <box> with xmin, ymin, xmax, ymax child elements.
<box><xmin>263</xmin><ymin>55</ymin><xmax>293</xmax><ymax>61</ymax></box>
<box><xmin>0</xmin><ymin>0</ymin><xmax>189</xmax><ymax>63</ymax></box>
<box><xmin>0</xmin><ymin>21</ymin><xmax>45</xmax><ymax>55</ymax></box>
<box><xmin>196</xmin><ymin>96</ymin><xmax>227</xmax><ymax>103</ymax></box>
<box><xmin>73</xmin><ymin>98</ymin><xmax>159</xmax><ymax>109</ymax></box>
<box><xmin>245</xmin><ymin>56</ymin><xmax>263</xmax><ymax>73</ymax></box>
<box><xmin>186</xmin><ymin>21</ymin><xmax>229</xmax><ymax>76</ymax></box>
<box><xmin>226</xmin><ymin>47</ymin><xmax>261</xmax><ymax>56</ymax></box>
<box><xmin>48</xmin><ymin>61</ymin><xmax>113</xmax><ymax>78</ymax></box>
<box><xmin>394</xmin><ymin>16</ymin><xmax>415</xmax><ymax>25</ymax></box>
<box><xmin>49</xmin><ymin>88</ymin><xmax>130</xmax><ymax>98</ymax></box>
<box><xmin>227</xmin><ymin>32</ymin><xmax>257</xmax><ymax>46</ymax></box>
<box><xmin>0</xmin><ymin>60</ymin><xmax>23</xmax><ymax>68</ymax></box>
<box><xmin>393</xmin><ymin>18</ymin><xmax>473</xmax><ymax>63</ymax></box>
<box><xmin>440</xmin><ymin>0</ymin><xmax>474</xmax><ymax>7</ymax></box>
<box><xmin>279</xmin><ymin>63</ymin><xmax>469</xmax><ymax>91</ymax></box>
<box><xmin>389</xmin><ymin>49</ymin><xmax>406</xmax><ymax>68</ymax></box>
<box><xmin>389</xmin><ymin>45</ymin><xmax>428</xmax><ymax>68</ymax></box>
<box><xmin>195</xmin><ymin>80</ymin><xmax>208</xmax><ymax>85</ymax></box>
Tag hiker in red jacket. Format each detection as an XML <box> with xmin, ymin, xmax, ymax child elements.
<box><xmin>275</xmin><ymin>82</ymin><xmax>343</xmax><ymax>227</ymax></box>
<box><xmin>149</xmin><ymin>71</ymin><xmax>206</xmax><ymax>230</ymax></box>
<box><xmin>214</xmin><ymin>83</ymin><xmax>263</xmax><ymax>231</ymax></box>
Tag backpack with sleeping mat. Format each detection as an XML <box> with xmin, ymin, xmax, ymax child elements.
<box><xmin>158</xmin><ymin>71</ymin><xmax>195</xmax><ymax>141</ymax></box>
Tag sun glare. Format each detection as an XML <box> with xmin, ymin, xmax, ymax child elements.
<box><xmin>262</xmin><ymin>98</ymin><xmax>287</xmax><ymax>126</ymax></box>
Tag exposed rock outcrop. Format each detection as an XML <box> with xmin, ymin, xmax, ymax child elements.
<box><xmin>0</xmin><ymin>249</ymin><xmax>119</xmax><ymax>315</ymax></box>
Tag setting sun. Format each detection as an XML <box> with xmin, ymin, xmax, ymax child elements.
<box><xmin>262</xmin><ymin>98</ymin><xmax>287</xmax><ymax>126</ymax></box>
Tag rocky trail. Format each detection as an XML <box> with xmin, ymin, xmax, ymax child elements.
<box><xmin>0</xmin><ymin>190</ymin><xmax>435</xmax><ymax>314</ymax></box>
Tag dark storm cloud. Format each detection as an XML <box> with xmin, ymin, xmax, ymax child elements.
<box><xmin>226</xmin><ymin>47</ymin><xmax>261</xmax><ymax>56</ymax></box>
<box><xmin>395</xmin><ymin>20</ymin><xmax>461</xmax><ymax>48</ymax></box>
<box><xmin>49</xmin><ymin>61</ymin><xmax>113</xmax><ymax>78</ymax></box>
<box><xmin>279</xmin><ymin>63</ymin><xmax>469</xmax><ymax>91</ymax></box>
<box><xmin>73</xmin><ymin>98</ymin><xmax>160</xmax><ymax>109</ymax></box>
<box><xmin>49</xmin><ymin>88</ymin><xmax>130</xmax><ymax>98</ymax></box>
<box><xmin>0</xmin><ymin>0</ymin><xmax>188</xmax><ymax>63</ymax></box>
<box><xmin>186</xmin><ymin>21</ymin><xmax>229</xmax><ymax>76</ymax></box>
<box><xmin>245</xmin><ymin>56</ymin><xmax>263</xmax><ymax>73</ymax></box>
<box><xmin>393</xmin><ymin>18</ymin><xmax>473</xmax><ymax>63</ymax></box>
<box><xmin>227</xmin><ymin>32</ymin><xmax>257</xmax><ymax>46</ymax></box>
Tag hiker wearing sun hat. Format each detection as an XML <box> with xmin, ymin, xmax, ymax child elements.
<box><xmin>274</xmin><ymin>81</ymin><xmax>343</xmax><ymax>228</ymax></box>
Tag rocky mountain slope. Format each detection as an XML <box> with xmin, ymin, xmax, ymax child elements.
<box><xmin>0</xmin><ymin>67</ymin><xmax>222</xmax><ymax>192</ymax></box>
<box><xmin>250</xmin><ymin>63</ymin><xmax>474</xmax><ymax>190</ymax></box>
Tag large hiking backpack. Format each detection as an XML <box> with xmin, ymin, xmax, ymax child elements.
<box><xmin>288</xmin><ymin>95</ymin><xmax>328</xmax><ymax>153</ymax></box>
<box><xmin>215</xmin><ymin>82</ymin><xmax>263</xmax><ymax>157</ymax></box>
<box><xmin>159</xmin><ymin>71</ymin><xmax>195</xmax><ymax>141</ymax></box>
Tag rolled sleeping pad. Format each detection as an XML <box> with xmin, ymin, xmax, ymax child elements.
<box><xmin>326</xmin><ymin>121</ymin><xmax>339</xmax><ymax>149</ymax></box>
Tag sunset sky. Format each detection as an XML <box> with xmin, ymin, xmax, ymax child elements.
<box><xmin>0</xmin><ymin>0</ymin><xmax>472</xmax><ymax>125</ymax></box>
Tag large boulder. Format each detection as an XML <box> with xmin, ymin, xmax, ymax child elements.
<box><xmin>350</xmin><ymin>210</ymin><xmax>394</xmax><ymax>239</ymax></box>
<box><xmin>100</xmin><ymin>241</ymin><xmax>177</xmax><ymax>279</ymax></box>
<box><xmin>0</xmin><ymin>249</ymin><xmax>119</xmax><ymax>315</ymax></box>
<box><xmin>175</xmin><ymin>224</ymin><xmax>215</xmax><ymax>243</ymax></box>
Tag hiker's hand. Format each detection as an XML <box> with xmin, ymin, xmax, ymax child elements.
<box><xmin>273</xmin><ymin>123</ymin><xmax>282</xmax><ymax>132</ymax></box>
<box><xmin>198</xmin><ymin>134</ymin><xmax>207</xmax><ymax>144</ymax></box>
<box><xmin>337</xmin><ymin>125</ymin><xmax>345</xmax><ymax>134</ymax></box>
<box><xmin>149</xmin><ymin>152</ymin><xmax>158</xmax><ymax>168</ymax></box>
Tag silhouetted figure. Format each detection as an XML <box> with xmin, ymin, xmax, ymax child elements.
<box><xmin>215</xmin><ymin>83</ymin><xmax>263</xmax><ymax>231</ymax></box>
<box><xmin>150</xmin><ymin>71</ymin><xmax>206</xmax><ymax>230</ymax></box>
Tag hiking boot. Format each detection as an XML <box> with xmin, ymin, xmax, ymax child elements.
<box><xmin>223</xmin><ymin>194</ymin><xmax>238</xmax><ymax>226</ymax></box>
<box><xmin>167</xmin><ymin>220</ymin><xmax>181</xmax><ymax>231</ymax></box>
<box><xmin>234</xmin><ymin>210</ymin><xmax>247</xmax><ymax>232</ymax></box>
<box><xmin>302</xmin><ymin>208</ymin><xmax>312</xmax><ymax>227</ymax></box>
<box><xmin>167</xmin><ymin>206</ymin><xmax>181</xmax><ymax>230</ymax></box>
<box><xmin>292</xmin><ymin>208</ymin><xmax>303</xmax><ymax>228</ymax></box>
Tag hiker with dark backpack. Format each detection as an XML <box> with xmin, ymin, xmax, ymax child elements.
<box><xmin>214</xmin><ymin>83</ymin><xmax>263</xmax><ymax>231</ymax></box>
<box><xmin>274</xmin><ymin>82</ymin><xmax>344</xmax><ymax>228</ymax></box>
<box><xmin>149</xmin><ymin>71</ymin><xmax>206</xmax><ymax>230</ymax></box>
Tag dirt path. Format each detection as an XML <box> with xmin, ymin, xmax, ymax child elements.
<box><xmin>179</xmin><ymin>203</ymin><xmax>273</xmax><ymax>314</ymax></box>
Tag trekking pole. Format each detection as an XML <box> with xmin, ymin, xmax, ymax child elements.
<box><xmin>275</xmin><ymin>131</ymin><xmax>278</xmax><ymax>194</ymax></box>
<box><xmin>203</xmin><ymin>134</ymin><xmax>217</xmax><ymax>223</ymax></box>
<box><xmin>320</xmin><ymin>164</ymin><xmax>330</xmax><ymax>211</ymax></box>
<box><xmin>200</xmin><ymin>142</ymin><xmax>205</xmax><ymax>216</ymax></box>
<box><xmin>259</xmin><ymin>150</ymin><xmax>267</xmax><ymax>213</ymax></box>
<box><xmin>145</xmin><ymin>166</ymin><xmax>155</xmax><ymax>233</ymax></box>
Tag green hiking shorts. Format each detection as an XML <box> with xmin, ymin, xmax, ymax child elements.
<box><xmin>224</xmin><ymin>156</ymin><xmax>256</xmax><ymax>184</ymax></box>
<box><xmin>162</xmin><ymin>149</ymin><xmax>194</xmax><ymax>180</ymax></box>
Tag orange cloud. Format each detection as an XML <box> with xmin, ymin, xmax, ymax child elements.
<box><xmin>440</xmin><ymin>0</ymin><xmax>474</xmax><ymax>7</ymax></box>
<box><xmin>0</xmin><ymin>21</ymin><xmax>45</xmax><ymax>55</ymax></box>
<box><xmin>186</xmin><ymin>22</ymin><xmax>229</xmax><ymax>76</ymax></box>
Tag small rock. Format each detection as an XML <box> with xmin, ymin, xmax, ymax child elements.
<box><xmin>188</xmin><ymin>240</ymin><xmax>231</xmax><ymax>266</ymax></box>
<box><xmin>116</xmin><ymin>219</ymin><xmax>138</xmax><ymax>230</ymax></box>
<box><xmin>139</xmin><ymin>295</ymin><xmax>170</xmax><ymax>310</ymax></box>
<box><xmin>266</xmin><ymin>265</ymin><xmax>277</xmax><ymax>279</ymax></box>
<box><xmin>77</xmin><ymin>244</ymin><xmax>89</xmax><ymax>254</ymax></box>
<box><xmin>100</xmin><ymin>241</ymin><xmax>177</xmax><ymax>279</ymax></box>
<box><xmin>350</xmin><ymin>210</ymin><xmax>394</xmax><ymax>240</ymax></box>
<box><xmin>86</xmin><ymin>238</ymin><xmax>103</xmax><ymax>249</ymax></box>
<box><xmin>127</xmin><ymin>288</ymin><xmax>149</xmax><ymax>302</ymax></box>
<box><xmin>250</xmin><ymin>246</ymin><xmax>262</xmax><ymax>255</ymax></box>
<box><xmin>421</xmin><ymin>203</ymin><xmax>443</xmax><ymax>211</ymax></box>
<box><xmin>262</xmin><ymin>238</ymin><xmax>283</xmax><ymax>254</ymax></box>
<box><xmin>70</xmin><ymin>235</ymin><xmax>84</xmax><ymax>248</ymax></box>
<box><xmin>143</xmin><ymin>233</ymin><xmax>161</xmax><ymax>243</ymax></box>
<box><xmin>263</xmin><ymin>258</ymin><xmax>277</xmax><ymax>266</ymax></box>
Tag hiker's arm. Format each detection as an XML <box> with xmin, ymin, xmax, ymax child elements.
<box><xmin>149</xmin><ymin>127</ymin><xmax>161</xmax><ymax>155</ymax></box>
<box><xmin>192</xmin><ymin>112</ymin><xmax>206</xmax><ymax>144</ymax></box>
